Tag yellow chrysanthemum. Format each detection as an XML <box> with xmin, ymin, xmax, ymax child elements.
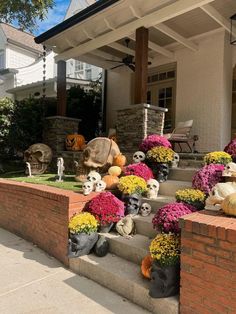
<box><xmin>204</xmin><ymin>151</ymin><xmax>232</xmax><ymax>165</ymax></box>
<box><xmin>146</xmin><ymin>146</ymin><xmax>175</xmax><ymax>163</ymax></box>
<box><xmin>175</xmin><ymin>188</ymin><xmax>206</xmax><ymax>203</ymax></box>
<box><xmin>69</xmin><ymin>212</ymin><xmax>98</xmax><ymax>234</ymax></box>
<box><xmin>118</xmin><ymin>175</ymin><xmax>147</xmax><ymax>195</ymax></box>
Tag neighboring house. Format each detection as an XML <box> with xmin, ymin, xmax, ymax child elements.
<box><xmin>35</xmin><ymin>0</ymin><xmax>236</xmax><ymax>153</ymax></box>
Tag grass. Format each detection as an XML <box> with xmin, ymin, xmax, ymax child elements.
<box><xmin>0</xmin><ymin>173</ymin><xmax>82</xmax><ymax>192</ymax></box>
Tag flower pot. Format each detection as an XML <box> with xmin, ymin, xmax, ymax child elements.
<box><xmin>122</xmin><ymin>193</ymin><xmax>141</xmax><ymax>215</ymax></box>
<box><xmin>149</xmin><ymin>262</ymin><xmax>180</xmax><ymax>298</ymax></box>
<box><xmin>99</xmin><ymin>222</ymin><xmax>114</xmax><ymax>233</ymax></box>
<box><xmin>68</xmin><ymin>232</ymin><xmax>98</xmax><ymax>258</ymax></box>
<box><xmin>147</xmin><ymin>162</ymin><xmax>169</xmax><ymax>183</ymax></box>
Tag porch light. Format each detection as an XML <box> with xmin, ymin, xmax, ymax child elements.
<box><xmin>230</xmin><ymin>14</ymin><xmax>236</xmax><ymax>45</ymax></box>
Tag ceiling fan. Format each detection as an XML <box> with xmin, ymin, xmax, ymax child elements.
<box><xmin>106</xmin><ymin>38</ymin><xmax>151</xmax><ymax>71</ymax></box>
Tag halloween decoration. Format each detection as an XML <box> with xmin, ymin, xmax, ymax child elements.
<box><xmin>141</xmin><ymin>255</ymin><xmax>153</xmax><ymax>279</ymax></box>
<box><xmin>24</xmin><ymin>143</ymin><xmax>52</xmax><ymax>175</ymax></box>
<box><xmin>95</xmin><ymin>180</ymin><xmax>106</xmax><ymax>192</ymax></box>
<box><xmin>133</xmin><ymin>151</ymin><xmax>146</xmax><ymax>163</ymax></box>
<box><xmin>147</xmin><ymin>179</ymin><xmax>160</xmax><ymax>199</ymax></box>
<box><xmin>205</xmin><ymin>182</ymin><xmax>236</xmax><ymax>208</ymax></box>
<box><xmin>68</xmin><ymin>232</ymin><xmax>98</xmax><ymax>258</ymax></box>
<box><xmin>82</xmin><ymin>181</ymin><xmax>94</xmax><ymax>195</ymax></box>
<box><xmin>155</xmin><ymin>163</ymin><xmax>170</xmax><ymax>183</ymax></box>
<box><xmin>56</xmin><ymin>157</ymin><xmax>65</xmax><ymax>182</ymax></box>
<box><xmin>124</xmin><ymin>193</ymin><xmax>141</xmax><ymax>216</ymax></box>
<box><xmin>87</xmin><ymin>171</ymin><xmax>102</xmax><ymax>189</ymax></box>
<box><xmin>26</xmin><ymin>162</ymin><xmax>33</xmax><ymax>177</ymax></box>
<box><xmin>223</xmin><ymin>162</ymin><xmax>236</xmax><ymax>177</ymax></box>
<box><xmin>113</xmin><ymin>153</ymin><xmax>126</xmax><ymax>168</ymax></box>
<box><xmin>93</xmin><ymin>235</ymin><xmax>109</xmax><ymax>257</ymax></box>
<box><xmin>66</xmin><ymin>134</ymin><xmax>85</xmax><ymax>151</ymax></box>
<box><xmin>140</xmin><ymin>203</ymin><xmax>152</xmax><ymax>217</ymax></box>
<box><xmin>221</xmin><ymin>192</ymin><xmax>236</xmax><ymax>216</ymax></box>
<box><xmin>102</xmin><ymin>175</ymin><xmax>119</xmax><ymax>190</ymax></box>
<box><xmin>116</xmin><ymin>215</ymin><xmax>135</xmax><ymax>238</ymax></box>
<box><xmin>108</xmin><ymin>166</ymin><xmax>122</xmax><ymax>177</ymax></box>
<box><xmin>82</xmin><ymin>137</ymin><xmax>120</xmax><ymax>171</ymax></box>
<box><xmin>171</xmin><ymin>153</ymin><xmax>180</xmax><ymax>168</ymax></box>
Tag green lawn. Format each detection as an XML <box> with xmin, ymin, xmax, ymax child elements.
<box><xmin>0</xmin><ymin>173</ymin><xmax>82</xmax><ymax>191</ymax></box>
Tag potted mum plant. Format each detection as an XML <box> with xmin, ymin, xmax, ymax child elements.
<box><xmin>68</xmin><ymin>212</ymin><xmax>99</xmax><ymax>257</ymax></box>
<box><xmin>149</xmin><ymin>233</ymin><xmax>180</xmax><ymax>298</ymax></box>
<box><xmin>204</xmin><ymin>151</ymin><xmax>232</xmax><ymax>165</ymax></box>
<box><xmin>124</xmin><ymin>162</ymin><xmax>154</xmax><ymax>181</ymax></box>
<box><xmin>175</xmin><ymin>188</ymin><xmax>206</xmax><ymax>210</ymax></box>
<box><xmin>146</xmin><ymin>146</ymin><xmax>175</xmax><ymax>182</ymax></box>
<box><xmin>139</xmin><ymin>134</ymin><xmax>172</xmax><ymax>153</ymax></box>
<box><xmin>224</xmin><ymin>138</ymin><xmax>236</xmax><ymax>161</ymax></box>
<box><xmin>87</xmin><ymin>191</ymin><xmax>125</xmax><ymax>233</ymax></box>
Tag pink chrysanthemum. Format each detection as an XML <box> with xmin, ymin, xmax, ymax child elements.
<box><xmin>123</xmin><ymin>162</ymin><xmax>154</xmax><ymax>181</ymax></box>
<box><xmin>139</xmin><ymin>134</ymin><xmax>172</xmax><ymax>153</ymax></box>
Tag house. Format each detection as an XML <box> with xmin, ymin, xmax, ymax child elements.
<box><xmin>35</xmin><ymin>0</ymin><xmax>236</xmax><ymax>153</ymax></box>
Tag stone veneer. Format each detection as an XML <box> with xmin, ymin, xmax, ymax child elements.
<box><xmin>116</xmin><ymin>104</ymin><xmax>167</xmax><ymax>152</ymax></box>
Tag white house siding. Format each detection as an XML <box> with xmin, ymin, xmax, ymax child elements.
<box><xmin>6</xmin><ymin>44</ymin><xmax>38</xmax><ymax>68</ymax></box>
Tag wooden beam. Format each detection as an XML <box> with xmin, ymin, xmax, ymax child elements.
<box><xmin>134</xmin><ymin>27</ymin><xmax>149</xmax><ymax>104</ymax></box>
<box><xmin>55</xmin><ymin>0</ymin><xmax>215</xmax><ymax>61</ymax></box>
<box><xmin>57</xmin><ymin>60</ymin><xmax>67</xmax><ymax>116</ymax></box>
<box><xmin>154</xmin><ymin>23</ymin><xmax>198</xmax><ymax>51</ymax></box>
<box><xmin>201</xmin><ymin>4</ymin><xmax>236</xmax><ymax>37</ymax></box>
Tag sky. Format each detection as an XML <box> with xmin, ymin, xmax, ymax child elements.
<box><xmin>34</xmin><ymin>0</ymin><xmax>71</xmax><ymax>35</ymax></box>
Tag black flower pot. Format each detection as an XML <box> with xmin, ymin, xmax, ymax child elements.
<box><xmin>149</xmin><ymin>262</ymin><xmax>180</xmax><ymax>298</ymax></box>
<box><xmin>99</xmin><ymin>222</ymin><xmax>114</xmax><ymax>233</ymax></box>
<box><xmin>68</xmin><ymin>232</ymin><xmax>98</xmax><ymax>258</ymax></box>
<box><xmin>147</xmin><ymin>162</ymin><xmax>169</xmax><ymax>183</ymax></box>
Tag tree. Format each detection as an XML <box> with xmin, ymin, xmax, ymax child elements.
<box><xmin>0</xmin><ymin>0</ymin><xmax>54</xmax><ymax>32</ymax></box>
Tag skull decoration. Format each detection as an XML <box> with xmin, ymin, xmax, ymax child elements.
<box><xmin>147</xmin><ymin>179</ymin><xmax>160</xmax><ymax>199</ymax></box>
<box><xmin>149</xmin><ymin>263</ymin><xmax>180</xmax><ymax>298</ymax></box>
<box><xmin>87</xmin><ymin>171</ymin><xmax>102</xmax><ymax>189</ymax></box>
<box><xmin>82</xmin><ymin>181</ymin><xmax>94</xmax><ymax>195</ymax></box>
<box><xmin>205</xmin><ymin>182</ymin><xmax>236</xmax><ymax>207</ymax></box>
<box><xmin>223</xmin><ymin>162</ymin><xmax>236</xmax><ymax>177</ymax></box>
<box><xmin>133</xmin><ymin>151</ymin><xmax>146</xmax><ymax>163</ymax></box>
<box><xmin>140</xmin><ymin>203</ymin><xmax>152</xmax><ymax>217</ymax></box>
<box><xmin>68</xmin><ymin>232</ymin><xmax>98</xmax><ymax>258</ymax></box>
<box><xmin>24</xmin><ymin>143</ymin><xmax>52</xmax><ymax>175</ymax></box>
<box><xmin>123</xmin><ymin>194</ymin><xmax>141</xmax><ymax>216</ymax></box>
<box><xmin>171</xmin><ymin>153</ymin><xmax>180</xmax><ymax>168</ymax></box>
<box><xmin>155</xmin><ymin>163</ymin><xmax>169</xmax><ymax>183</ymax></box>
<box><xmin>95</xmin><ymin>180</ymin><xmax>107</xmax><ymax>192</ymax></box>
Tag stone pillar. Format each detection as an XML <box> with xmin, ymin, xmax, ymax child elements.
<box><xmin>43</xmin><ymin>116</ymin><xmax>81</xmax><ymax>154</ymax></box>
<box><xmin>116</xmin><ymin>104</ymin><xmax>167</xmax><ymax>152</ymax></box>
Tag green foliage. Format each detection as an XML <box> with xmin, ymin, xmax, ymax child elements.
<box><xmin>0</xmin><ymin>0</ymin><xmax>54</xmax><ymax>32</ymax></box>
<box><xmin>0</xmin><ymin>97</ymin><xmax>14</xmax><ymax>142</ymax></box>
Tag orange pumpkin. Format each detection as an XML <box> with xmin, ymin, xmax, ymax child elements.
<box><xmin>113</xmin><ymin>153</ymin><xmax>126</xmax><ymax>167</ymax></box>
<box><xmin>102</xmin><ymin>175</ymin><xmax>119</xmax><ymax>190</ymax></box>
<box><xmin>141</xmin><ymin>255</ymin><xmax>153</xmax><ymax>279</ymax></box>
<box><xmin>66</xmin><ymin>134</ymin><xmax>85</xmax><ymax>151</ymax></box>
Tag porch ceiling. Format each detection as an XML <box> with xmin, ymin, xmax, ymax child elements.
<box><xmin>35</xmin><ymin>0</ymin><xmax>236</xmax><ymax>69</ymax></box>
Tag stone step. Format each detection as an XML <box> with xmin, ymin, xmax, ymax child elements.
<box><xmin>168</xmin><ymin>167</ymin><xmax>197</xmax><ymax>182</ymax></box>
<box><xmin>178</xmin><ymin>159</ymin><xmax>203</xmax><ymax>168</ymax></box>
<box><xmin>70</xmin><ymin>253</ymin><xmax>179</xmax><ymax>314</ymax></box>
<box><xmin>141</xmin><ymin>195</ymin><xmax>175</xmax><ymax>211</ymax></box>
<box><xmin>159</xmin><ymin>180</ymin><xmax>192</xmax><ymax>196</ymax></box>
<box><xmin>133</xmin><ymin>214</ymin><xmax>157</xmax><ymax>238</ymax></box>
<box><xmin>104</xmin><ymin>233</ymin><xmax>150</xmax><ymax>265</ymax></box>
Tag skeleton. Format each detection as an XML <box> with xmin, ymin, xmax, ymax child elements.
<box><xmin>124</xmin><ymin>194</ymin><xmax>141</xmax><ymax>216</ymax></box>
<box><xmin>56</xmin><ymin>157</ymin><xmax>65</xmax><ymax>182</ymax></box>
<box><xmin>171</xmin><ymin>153</ymin><xmax>180</xmax><ymax>168</ymax></box>
<box><xmin>82</xmin><ymin>181</ymin><xmax>94</xmax><ymax>195</ymax></box>
<box><xmin>133</xmin><ymin>151</ymin><xmax>146</xmax><ymax>163</ymax></box>
<box><xmin>24</xmin><ymin>143</ymin><xmax>52</xmax><ymax>175</ymax></box>
<box><xmin>87</xmin><ymin>171</ymin><xmax>102</xmax><ymax>190</ymax></box>
<box><xmin>205</xmin><ymin>182</ymin><xmax>236</xmax><ymax>210</ymax></box>
<box><xmin>147</xmin><ymin>179</ymin><xmax>160</xmax><ymax>199</ymax></box>
<box><xmin>95</xmin><ymin>180</ymin><xmax>106</xmax><ymax>192</ymax></box>
<box><xmin>222</xmin><ymin>162</ymin><xmax>236</xmax><ymax>177</ymax></box>
<box><xmin>140</xmin><ymin>203</ymin><xmax>152</xmax><ymax>217</ymax></box>
<box><xmin>116</xmin><ymin>215</ymin><xmax>135</xmax><ymax>238</ymax></box>
<box><xmin>25</xmin><ymin>162</ymin><xmax>33</xmax><ymax>177</ymax></box>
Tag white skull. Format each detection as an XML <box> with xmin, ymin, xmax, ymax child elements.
<box><xmin>82</xmin><ymin>181</ymin><xmax>94</xmax><ymax>195</ymax></box>
<box><xmin>223</xmin><ymin>162</ymin><xmax>236</xmax><ymax>177</ymax></box>
<box><xmin>87</xmin><ymin>171</ymin><xmax>101</xmax><ymax>186</ymax></box>
<box><xmin>140</xmin><ymin>203</ymin><xmax>152</xmax><ymax>217</ymax></box>
<box><xmin>95</xmin><ymin>180</ymin><xmax>106</xmax><ymax>192</ymax></box>
<box><xmin>147</xmin><ymin>179</ymin><xmax>159</xmax><ymax>199</ymax></box>
<box><xmin>171</xmin><ymin>153</ymin><xmax>180</xmax><ymax>168</ymax></box>
<box><xmin>133</xmin><ymin>151</ymin><xmax>145</xmax><ymax>163</ymax></box>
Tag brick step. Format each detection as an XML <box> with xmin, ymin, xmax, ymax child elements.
<box><xmin>70</xmin><ymin>253</ymin><xmax>179</xmax><ymax>314</ymax></box>
<box><xmin>159</xmin><ymin>180</ymin><xmax>192</xmax><ymax>196</ymax></box>
<box><xmin>168</xmin><ymin>167</ymin><xmax>197</xmax><ymax>182</ymax></box>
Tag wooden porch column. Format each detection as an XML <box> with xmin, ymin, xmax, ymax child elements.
<box><xmin>134</xmin><ymin>27</ymin><xmax>149</xmax><ymax>104</ymax></box>
<box><xmin>57</xmin><ymin>60</ymin><xmax>67</xmax><ymax>116</ymax></box>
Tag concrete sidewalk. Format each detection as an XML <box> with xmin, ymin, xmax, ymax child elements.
<box><xmin>0</xmin><ymin>228</ymin><xmax>150</xmax><ymax>314</ymax></box>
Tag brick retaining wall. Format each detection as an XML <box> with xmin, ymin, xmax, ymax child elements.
<box><xmin>179</xmin><ymin>210</ymin><xmax>236</xmax><ymax>314</ymax></box>
<box><xmin>0</xmin><ymin>179</ymin><xmax>96</xmax><ymax>266</ymax></box>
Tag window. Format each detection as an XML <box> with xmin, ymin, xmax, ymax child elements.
<box><xmin>85</xmin><ymin>63</ymin><xmax>91</xmax><ymax>69</ymax></box>
<box><xmin>85</xmin><ymin>69</ymin><xmax>92</xmax><ymax>80</ymax></box>
<box><xmin>75</xmin><ymin>60</ymin><xmax>84</xmax><ymax>71</ymax></box>
<box><xmin>0</xmin><ymin>50</ymin><xmax>4</xmax><ymax>69</ymax></box>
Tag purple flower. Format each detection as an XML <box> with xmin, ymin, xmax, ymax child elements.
<box><xmin>123</xmin><ymin>162</ymin><xmax>154</xmax><ymax>181</ymax></box>
<box><xmin>224</xmin><ymin>139</ymin><xmax>236</xmax><ymax>159</ymax></box>
<box><xmin>139</xmin><ymin>134</ymin><xmax>172</xmax><ymax>153</ymax></box>
<box><xmin>152</xmin><ymin>202</ymin><xmax>196</xmax><ymax>234</ymax></box>
<box><xmin>192</xmin><ymin>164</ymin><xmax>224</xmax><ymax>194</ymax></box>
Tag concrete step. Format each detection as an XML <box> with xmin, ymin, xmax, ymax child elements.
<box><xmin>168</xmin><ymin>167</ymin><xmax>197</xmax><ymax>182</ymax></box>
<box><xmin>133</xmin><ymin>214</ymin><xmax>157</xmax><ymax>238</ymax></box>
<box><xmin>141</xmin><ymin>195</ymin><xmax>175</xmax><ymax>211</ymax></box>
<box><xmin>159</xmin><ymin>180</ymin><xmax>192</xmax><ymax>196</ymax></box>
<box><xmin>70</xmin><ymin>253</ymin><xmax>179</xmax><ymax>314</ymax></box>
<box><xmin>178</xmin><ymin>159</ymin><xmax>203</xmax><ymax>168</ymax></box>
<box><xmin>104</xmin><ymin>233</ymin><xmax>150</xmax><ymax>265</ymax></box>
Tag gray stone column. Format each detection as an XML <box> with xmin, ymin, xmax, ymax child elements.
<box><xmin>116</xmin><ymin>104</ymin><xmax>167</xmax><ymax>152</ymax></box>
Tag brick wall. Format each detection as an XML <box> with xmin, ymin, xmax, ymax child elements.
<box><xmin>179</xmin><ymin>210</ymin><xmax>236</xmax><ymax>314</ymax></box>
<box><xmin>0</xmin><ymin>179</ymin><xmax>96</xmax><ymax>266</ymax></box>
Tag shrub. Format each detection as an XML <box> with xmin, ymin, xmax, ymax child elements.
<box><xmin>139</xmin><ymin>134</ymin><xmax>172</xmax><ymax>153</ymax></box>
<box><xmin>118</xmin><ymin>175</ymin><xmax>147</xmax><ymax>195</ymax></box>
<box><xmin>204</xmin><ymin>151</ymin><xmax>232</xmax><ymax>165</ymax></box>
<box><xmin>123</xmin><ymin>162</ymin><xmax>154</xmax><ymax>181</ymax></box>
<box><xmin>68</xmin><ymin>212</ymin><xmax>98</xmax><ymax>234</ymax></box>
